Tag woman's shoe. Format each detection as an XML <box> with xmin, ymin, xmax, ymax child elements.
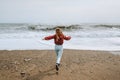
<box><xmin>56</xmin><ymin>64</ymin><xmax>59</xmax><ymax>71</ymax></box>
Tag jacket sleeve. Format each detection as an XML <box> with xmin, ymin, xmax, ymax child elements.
<box><xmin>44</xmin><ymin>35</ymin><xmax>55</xmax><ymax>40</ymax></box>
<box><xmin>64</xmin><ymin>35</ymin><xmax>71</xmax><ymax>40</ymax></box>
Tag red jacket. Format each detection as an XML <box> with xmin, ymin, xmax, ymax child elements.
<box><xmin>44</xmin><ymin>34</ymin><xmax>71</xmax><ymax>45</ymax></box>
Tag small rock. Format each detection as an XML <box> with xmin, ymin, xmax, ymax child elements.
<box><xmin>90</xmin><ymin>71</ymin><xmax>93</xmax><ymax>73</ymax></box>
<box><xmin>12</xmin><ymin>61</ymin><xmax>20</xmax><ymax>65</ymax></box>
<box><xmin>3</xmin><ymin>65</ymin><xmax>9</xmax><ymax>70</ymax></box>
<box><xmin>113</xmin><ymin>63</ymin><xmax>117</xmax><ymax>65</ymax></box>
<box><xmin>20</xmin><ymin>72</ymin><xmax>26</xmax><ymax>77</ymax></box>
<box><xmin>24</xmin><ymin>58</ymin><xmax>32</xmax><ymax>62</ymax></box>
<box><xmin>108</xmin><ymin>56</ymin><xmax>112</xmax><ymax>58</ymax></box>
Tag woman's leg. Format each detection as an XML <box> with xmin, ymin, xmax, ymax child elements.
<box><xmin>55</xmin><ymin>45</ymin><xmax>63</xmax><ymax>71</ymax></box>
<box><xmin>55</xmin><ymin>45</ymin><xmax>63</xmax><ymax>64</ymax></box>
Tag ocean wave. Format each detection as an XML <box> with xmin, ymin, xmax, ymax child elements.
<box><xmin>27</xmin><ymin>24</ymin><xmax>120</xmax><ymax>31</ymax></box>
<box><xmin>0</xmin><ymin>23</ymin><xmax>120</xmax><ymax>39</ymax></box>
<box><xmin>0</xmin><ymin>23</ymin><xmax>120</xmax><ymax>33</ymax></box>
<box><xmin>27</xmin><ymin>25</ymin><xmax>82</xmax><ymax>31</ymax></box>
<box><xmin>94</xmin><ymin>24</ymin><xmax>120</xmax><ymax>28</ymax></box>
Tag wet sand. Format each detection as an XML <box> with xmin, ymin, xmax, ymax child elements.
<box><xmin>0</xmin><ymin>50</ymin><xmax>120</xmax><ymax>80</ymax></box>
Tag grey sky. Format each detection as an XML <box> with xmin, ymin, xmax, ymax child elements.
<box><xmin>0</xmin><ymin>0</ymin><xmax>120</xmax><ymax>24</ymax></box>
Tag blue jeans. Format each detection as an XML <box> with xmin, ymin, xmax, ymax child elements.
<box><xmin>55</xmin><ymin>45</ymin><xmax>63</xmax><ymax>64</ymax></box>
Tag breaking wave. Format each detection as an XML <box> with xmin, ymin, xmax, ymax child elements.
<box><xmin>0</xmin><ymin>23</ymin><xmax>120</xmax><ymax>38</ymax></box>
<box><xmin>0</xmin><ymin>23</ymin><xmax>120</xmax><ymax>32</ymax></box>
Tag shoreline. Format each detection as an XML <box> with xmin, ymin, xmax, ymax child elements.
<box><xmin>0</xmin><ymin>50</ymin><xmax>120</xmax><ymax>80</ymax></box>
<box><xmin>0</xmin><ymin>49</ymin><xmax>120</xmax><ymax>55</ymax></box>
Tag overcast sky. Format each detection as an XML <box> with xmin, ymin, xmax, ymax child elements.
<box><xmin>0</xmin><ymin>0</ymin><xmax>120</xmax><ymax>24</ymax></box>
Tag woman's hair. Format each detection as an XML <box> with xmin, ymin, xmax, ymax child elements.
<box><xmin>55</xmin><ymin>28</ymin><xmax>63</xmax><ymax>41</ymax></box>
<box><xmin>55</xmin><ymin>28</ymin><xmax>62</xmax><ymax>34</ymax></box>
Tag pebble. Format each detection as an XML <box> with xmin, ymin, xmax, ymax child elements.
<box><xmin>20</xmin><ymin>72</ymin><xmax>26</xmax><ymax>77</ymax></box>
<box><xmin>24</xmin><ymin>58</ymin><xmax>32</xmax><ymax>62</ymax></box>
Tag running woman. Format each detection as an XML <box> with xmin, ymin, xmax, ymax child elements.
<box><xmin>42</xmin><ymin>28</ymin><xmax>71</xmax><ymax>71</ymax></box>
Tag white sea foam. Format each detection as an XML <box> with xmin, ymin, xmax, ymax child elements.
<box><xmin>0</xmin><ymin>38</ymin><xmax>120</xmax><ymax>52</ymax></box>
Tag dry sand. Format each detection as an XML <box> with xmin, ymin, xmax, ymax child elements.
<box><xmin>0</xmin><ymin>50</ymin><xmax>120</xmax><ymax>80</ymax></box>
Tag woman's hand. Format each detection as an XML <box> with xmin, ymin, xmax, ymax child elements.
<box><xmin>42</xmin><ymin>38</ymin><xmax>45</xmax><ymax>40</ymax></box>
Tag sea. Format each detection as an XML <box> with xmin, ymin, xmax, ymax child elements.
<box><xmin>0</xmin><ymin>23</ymin><xmax>120</xmax><ymax>52</ymax></box>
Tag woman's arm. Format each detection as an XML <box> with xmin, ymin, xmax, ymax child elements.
<box><xmin>43</xmin><ymin>35</ymin><xmax>55</xmax><ymax>40</ymax></box>
<box><xmin>64</xmin><ymin>35</ymin><xmax>71</xmax><ymax>40</ymax></box>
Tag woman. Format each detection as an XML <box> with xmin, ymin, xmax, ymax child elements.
<box><xmin>43</xmin><ymin>28</ymin><xmax>71</xmax><ymax>71</ymax></box>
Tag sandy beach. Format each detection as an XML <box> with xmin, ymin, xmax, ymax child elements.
<box><xmin>0</xmin><ymin>50</ymin><xmax>120</xmax><ymax>80</ymax></box>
